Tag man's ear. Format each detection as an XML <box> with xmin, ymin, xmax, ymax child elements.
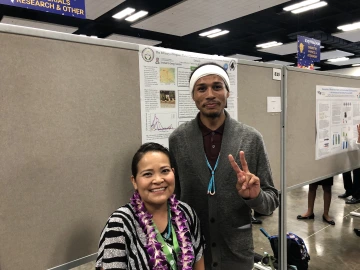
<box><xmin>131</xmin><ymin>176</ymin><xmax>137</xmax><ymax>190</ymax></box>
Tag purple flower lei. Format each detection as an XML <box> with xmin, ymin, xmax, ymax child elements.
<box><xmin>130</xmin><ymin>191</ymin><xmax>195</xmax><ymax>270</ymax></box>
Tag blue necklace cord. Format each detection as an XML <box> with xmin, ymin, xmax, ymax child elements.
<box><xmin>163</xmin><ymin>204</ymin><xmax>171</xmax><ymax>240</ymax></box>
<box><xmin>206</xmin><ymin>154</ymin><xmax>220</xmax><ymax>195</ymax></box>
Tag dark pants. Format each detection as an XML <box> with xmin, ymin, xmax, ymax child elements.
<box><xmin>343</xmin><ymin>168</ymin><xmax>360</xmax><ymax>199</ymax></box>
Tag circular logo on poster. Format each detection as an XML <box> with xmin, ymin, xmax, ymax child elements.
<box><xmin>142</xmin><ymin>48</ymin><xmax>154</xmax><ymax>62</ymax></box>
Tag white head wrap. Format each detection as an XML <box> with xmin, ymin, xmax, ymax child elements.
<box><xmin>189</xmin><ymin>64</ymin><xmax>230</xmax><ymax>95</ymax></box>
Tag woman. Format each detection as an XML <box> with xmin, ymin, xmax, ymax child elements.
<box><xmin>297</xmin><ymin>177</ymin><xmax>335</xmax><ymax>225</ymax></box>
<box><xmin>96</xmin><ymin>142</ymin><xmax>205</xmax><ymax>270</ymax></box>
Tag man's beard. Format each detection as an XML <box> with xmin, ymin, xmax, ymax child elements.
<box><xmin>203</xmin><ymin>111</ymin><xmax>222</xmax><ymax>119</ymax></box>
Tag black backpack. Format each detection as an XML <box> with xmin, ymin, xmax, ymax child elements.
<box><xmin>261</xmin><ymin>228</ymin><xmax>310</xmax><ymax>270</ymax></box>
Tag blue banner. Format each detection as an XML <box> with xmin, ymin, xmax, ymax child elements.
<box><xmin>297</xmin><ymin>35</ymin><xmax>321</xmax><ymax>70</ymax></box>
<box><xmin>0</xmin><ymin>0</ymin><xmax>86</xmax><ymax>19</ymax></box>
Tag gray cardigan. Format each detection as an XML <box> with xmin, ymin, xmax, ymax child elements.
<box><xmin>169</xmin><ymin>111</ymin><xmax>279</xmax><ymax>270</ymax></box>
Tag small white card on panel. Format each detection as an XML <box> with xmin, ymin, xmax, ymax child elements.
<box><xmin>272</xmin><ymin>68</ymin><xmax>282</xmax><ymax>81</ymax></box>
<box><xmin>267</xmin><ymin>97</ymin><xmax>281</xmax><ymax>112</ymax></box>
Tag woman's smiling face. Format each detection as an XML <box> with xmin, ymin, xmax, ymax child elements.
<box><xmin>131</xmin><ymin>151</ymin><xmax>175</xmax><ymax>211</ymax></box>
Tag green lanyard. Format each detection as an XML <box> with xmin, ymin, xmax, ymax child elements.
<box><xmin>153</xmin><ymin>211</ymin><xmax>180</xmax><ymax>270</ymax></box>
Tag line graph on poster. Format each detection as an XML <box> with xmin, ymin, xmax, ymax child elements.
<box><xmin>147</xmin><ymin>113</ymin><xmax>177</xmax><ymax>131</ymax></box>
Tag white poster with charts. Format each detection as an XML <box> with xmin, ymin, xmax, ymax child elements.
<box><xmin>138</xmin><ymin>45</ymin><xmax>238</xmax><ymax>147</ymax></box>
<box><xmin>316</xmin><ymin>85</ymin><xmax>360</xmax><ymax>160</ymax></box>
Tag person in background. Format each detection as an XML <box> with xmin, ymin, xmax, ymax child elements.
<box><xmin>96</xmin><ymin>142</ymin><xmax>205</xmax><ymax>270</ymax></box>
<box><xmin>169</xmin><ymin>63</ymin><xmax>279</xmax><ymax>270</ymax></box>
<box><xmin>297</xmin><ymin>177</ymin><xmax>335</xmax><ymax>225</ymax></box>
<box><xmin>298</xmin><ymin>125</ymin><xmax>360</xmax><ymax>226</ymax></box>
<box><xmin>338</xmin><ymin>125</ymin><xmax>360</xmax><ymax>204</ymax></box>
<box><xmin>339</xmin><ymin>169</ymin><xmax>360</xmax><ymax>204</ymax></box>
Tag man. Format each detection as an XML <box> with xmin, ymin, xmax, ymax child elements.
<box><xmin>338</xmin><ymin>125</ymin><xmax>360</xmax><ymax>204</ymax></box>
<box><xmin>339</xmin><ymin>169</ymin><xmax>360</xmax><ymax>204</ymax></box>
<box><xmin>169</xmin><ymin>63</ymin><xmax>279</xmax><ymax>270</ymax></box>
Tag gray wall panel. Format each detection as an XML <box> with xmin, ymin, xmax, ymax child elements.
<box><xmin>286</xmin><ymin>68</ymin><xmax>360</xmax><ymax>189</ymax></box>
<box><xmin>237</xmin><ymin>64</ymin><xmax>281</xmax><ymax>190</ymax></box>
<box><xmin>0</xmin><ymin>32</ymin><xmax>140</xmax><ymax>269</ymax></box>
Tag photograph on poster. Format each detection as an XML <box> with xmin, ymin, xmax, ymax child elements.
<box><xmin>160</xmin><ymin>90</ymin><xmax>176</xmax><ymax>108</ymax></box>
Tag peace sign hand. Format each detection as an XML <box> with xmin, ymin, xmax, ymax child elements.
<box><xmin>228</xmin><ymin>151</ymin><xmax>261</xmax><ymax>199</ymax></box>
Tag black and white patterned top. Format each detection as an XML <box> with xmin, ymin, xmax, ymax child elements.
<box><xmin>96</xmin><ymin>201</ymin><xmax>204</xmax><ymax>270</ymax></box>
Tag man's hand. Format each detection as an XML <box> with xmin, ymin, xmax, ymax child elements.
<box><xmin>357</xmin><ymin>124</ymin><xmax>360</xmax><ymax>143</ymax></box>
<box><xmin>228</xmin><ymin>151</ymin><xmax>260</xmax><ymax>199</ymax></box>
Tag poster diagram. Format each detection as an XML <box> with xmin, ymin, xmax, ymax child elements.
<box><xmin>147</xmin><ymin>113</ymin><xmax>176</xmax><ymax>131</ymax></box>
<box><xmin>316</xmin><ymin>85</ymin><xmax>360</xmax><ymax>160</ymax></box>
<box><xmin>139</xmin><ymin>45</ymin><xmax>238</xmax><ymax>147</ymax></box>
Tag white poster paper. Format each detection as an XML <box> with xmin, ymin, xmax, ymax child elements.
<box><xmin>139</xmin><ymin>46</ymin><xmax>238</xmax><ymax>147</ymax></box>
<box><xmin>316</xmin><ymin>85</ymin><xmax>360</xmax><ymax>160</ymax></box>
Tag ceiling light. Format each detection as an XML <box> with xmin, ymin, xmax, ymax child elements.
<box><xmin>199</xmin><ymin>29</ymin><xmax>221</xmax><ymax>37</ymax></box>
<box><xmin>283</xmin><ymin>0</ymin><xmax>320</xmax><ymax>11</ymax></box>
<box><xmin>112</xmin><ymin>8</ymin><xmax>135</xmax><ymax>19</ymax></box>
<box><xmin>207</xmin><ymin>30</ymin><xmax>229</xmax><ymax>38</ymax></box>
<box><xmin>262</xmin><ymin>42</ymin><xmax>283</xmax><ymax>48</ymax></box>
<box><xmin>292</xmin><ymin>1</ymin><xmax>327</xmax><ymax>14</ymax></box>
<box><xmin>256</xmin><ymin>41</ymin><xmax>278</xmax><ymax>48</ymax></box>
<box><xmin>352</xmin><ymin>64</ymin><xmax>360</xmax><ymax>67</ymax></box>
<box><xmin>256</xmin><ymin>41</ymin><xmax>283</xmax><ymax>48</ymax></box>
<box><xmin>337</xmin><ymin>22</ymin><xmax>360</xmax><ymax>32</ymax></box>
<box><xmin>327</xmin><ymin>57</ymin><xmax>349</xmax><ymax>62</ymax></box>
<box><xmin>125</xmin><ymin>11</ymin><xmax>148</xmax><ymax>22</ymax></box>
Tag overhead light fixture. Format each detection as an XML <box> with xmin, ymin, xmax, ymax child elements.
<box><xmin>337</xmin><ymin>22</ymin><xmax>360</xmax><ymax>32</ymax></box>
<box><xmin>256</xmin><ymin>41</ymin><xmax>277</xmax><ymax>48</ymax></box>
<box><xmin>256</xmin><ymin>41</ymin><xmax>283</xmax><ymax>48</ymax></box>
<box><xmin>283</xmin><ymin>0</ymin><xmax>320</xmax><ymax>11</ymax></box>
<box><xmin>125</xmin><ymin>10</ymin><xmax>148</xmax><ymax>22</ymax></box>
<box><xmin>207</xmin><ymin>30</ymin><xmax>229</xmax><ymax>38</ymax></box>
<box><xmin>262</xmin><ymin>42</ymin><xmax>283</xmax><ymax>48</ymax></box>
<box><xmin>352</xmin><ymin>64</ymin><xmax>360</xmax><ymax>67</ymax></box>
<box><xmin>291</xmin><ymin>1</ymin><xmax>327</xmax><ymax>14</ymax></box>
<box><xmin>327</xmin><ymin>57</ymin><xmax>349</xmax><ymax>62</ymax></box>
<box><xmin>199</xmin><ymin>29</ymin><xmax>221</xmax><ymax>37</ymax></box>
<box><xmin>112</xmin><ymin>7</ymin><xmax>135</xmax><ymax>19</ymax></box>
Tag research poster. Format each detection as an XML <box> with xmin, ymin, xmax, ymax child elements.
<box><xmin>316</xmin><ymin>85</ymin><xmax>360</xmax><ymax>160</ymax></box>
<box><xmin>0</xmin><ymin>0</ymin><xmax>86</xmax><ymax>18</ymax></box>
<box><xmin>138</xmin><ymin>45</ymin><xmax>238</xmax><ymax>147</ymax></box>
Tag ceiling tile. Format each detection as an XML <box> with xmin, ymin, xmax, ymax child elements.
<box><xmin>325</xmin><ymin>57</ymin><xmax>360</xmax><ymax>66</ymax></box>
<box><xmin>258</xmin><ymin>42</ymin><xmax>297</xmax><ymax>55</ymax></box>
<box><xmin>226</xmin><ymin>54</ymin><xmax>262</xmax><ymax>61</ymax></box>
<box><xmin>85</xmin><ymin>0</ymin><xmax>126</xmax><ymax>20</ymax></box>
<box><xmin>266</xmin><ymin>60</ymin><xmax>294</xmax><ymax>66</ymax></box>
<box><xmin>332</xmin><ymin>29</ymin><xmax>360</xmax><ymax>42</ymax></box>
<box><xmin>131</xmin><ymin>0</ymin><xmax>291</xmax><ymax>36</ymax></box>
<box><xmin>0</xmin><ymin>16</ymin><xmax>77</xmax><ymax>33</ymax></box>
<box><xmin>320</xmin><ymin>50</ymin><xmax>354</xmax><ymax>60</ymax></box>
<box><xmin>106</xmin><ymin>34</ymin><xmax>161</xmax><ymax>45</ymax></box>
<box><xmin>259</xmin><ymin>41</ymin><xmax>325</xmax><ymax>56</ymax></box>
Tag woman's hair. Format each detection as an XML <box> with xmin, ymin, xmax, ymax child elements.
<box><xmin>131</xmin><ymin>142</ymin><xmax>172</xmax><ymax>177</ymax></box>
